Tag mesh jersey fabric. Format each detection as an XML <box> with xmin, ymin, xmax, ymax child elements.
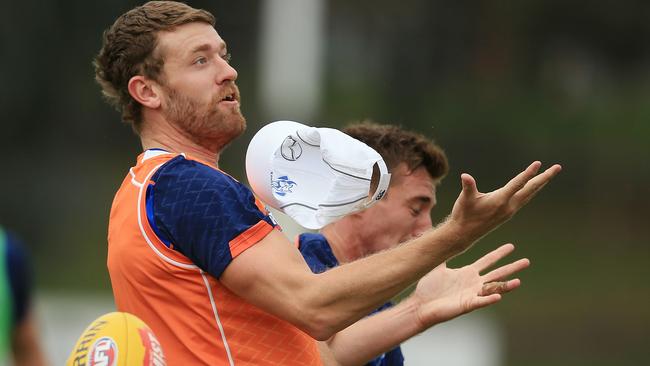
<box><xmin>108</xmin><ymin>151</ymin><xmax>322</xmax><ymax>365</ymax></box>
<box><xmin>146</xmin><ymin>155</ymin><xmax>276</xmax><ymax>277</ymax></box>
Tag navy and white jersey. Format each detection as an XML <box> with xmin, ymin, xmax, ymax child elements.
<box><xmin>298</xmin><ymin>232</ymin><xmax>405</xmax><ymax>366</ymax></box>
<box><xmin>108</xmin><ymin>150</ymin><xmax>322</xmax><ymax>365</ymax></box>
<box><xmin>146</xmin><ymin>153</ymin><xmax>277</xmax><ymax>277</ymax></box>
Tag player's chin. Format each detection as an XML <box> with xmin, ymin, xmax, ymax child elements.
<box><xmin>212</xmin><ymin>107</ymin><xmax>246</xmax><ymax>132</ymax></box>
<box><xmin>221</xmin><ymin>114</ymin><xmax>246</xmax><ymax>139</ymax></box>
<box><xmin>230</xmin><ymin>113</ymin><xmax>246</xmax><ymax>134</ymax></box>
<box><xmin>223</xmin><ymin>105</ymin><xmax>245</xmax><ymax>125</ymax></box>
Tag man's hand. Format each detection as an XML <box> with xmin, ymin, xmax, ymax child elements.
<box><xmin>411</xmin><ymin>243</ymin><xmax>529</xmax><ymax>329</ymax></box>
<box><xmin>448</xmin><ymin>161</ymin><xmax>562</xmax><ymax>249</ymax></box>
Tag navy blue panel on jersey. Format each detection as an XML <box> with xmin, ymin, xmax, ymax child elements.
<box><xmin>297</xmin><ymin>233</ymin><xmax>339</xmax><ymax>274</ymax></box>
<box><xmin>147</xmin><ymin>156</ymin><xmax>275</xmax><ymax>278</ymax></box>
<box><xmin>298</xmin><ymin>233</ymin><xmax>405</xmax><ymax>366</ymax></box>
<box><xmin>5</xmin><ymin>231</ymin><xmax>32</xmax><ymax>326</ymax></box>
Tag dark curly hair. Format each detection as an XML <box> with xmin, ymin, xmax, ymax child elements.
<box><xmin>343</xmin><ymin>121</ymin><xmax>449</xmax><ymax>185</ymax></box>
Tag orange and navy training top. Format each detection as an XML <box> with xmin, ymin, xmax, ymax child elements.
<box><xmin>107</xmin><ymin>149</ymin><xmax>322</xmax><ymax>366</ymax></box>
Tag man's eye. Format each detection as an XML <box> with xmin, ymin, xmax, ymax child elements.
<box><xmin>410</xmin><ymin>208</ymin><xmax>421</xmax><ymax>216</ymax></box>
<box><xmin>194</xmin><ymin>57</ymin><xmax>208</xmax><ymax>65</ymax></box>
<box><xmin>221</xmin><ymin>52</ymin><xmax>232</xmax><ymax>63</ymax></box>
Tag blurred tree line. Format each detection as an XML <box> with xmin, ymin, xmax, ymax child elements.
<box><xmin>0</xmin><ymin>1</ymin><xmax>647</xmax><ymax>364</ymax></box>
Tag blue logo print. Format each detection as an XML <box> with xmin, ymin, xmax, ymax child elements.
<box><xmin>272</xmin><ymin>176</ymin><xmax>297</xmax><ymax>196</ymax></box>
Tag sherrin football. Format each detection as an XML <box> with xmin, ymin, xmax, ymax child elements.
<box><xmin>66</xmin><ymin>312</ymin><xmax>166</xmax><ymax>366</ymax></box>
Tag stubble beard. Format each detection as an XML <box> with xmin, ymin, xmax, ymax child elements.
<box><xmin>163</xmin><ymin>86</ymin><xmax>246</xmax><ymax>153</ymax></box>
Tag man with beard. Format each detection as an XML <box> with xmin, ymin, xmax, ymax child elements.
<box><xmin>96</xmin><ymin>2</ymin><xmax>561</xmax><ymax>365</ymax></box>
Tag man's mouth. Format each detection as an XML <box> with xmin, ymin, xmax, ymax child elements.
<box><xmin>222</xmin><ymin>93</ymin><xmax>236</xmax><ymax>102</ymax></box>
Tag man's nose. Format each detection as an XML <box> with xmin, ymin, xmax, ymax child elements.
<box><xmin>216</xmin><ymin>58</ymin><xmax>238</xmax><ymax>84</ymax></box>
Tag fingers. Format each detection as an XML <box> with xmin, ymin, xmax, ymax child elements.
<box><xmin>481</xmin><ymin>278</ymin><xmax>521</xmax><ymax>296</ymax></box>
<box><xmin>472</xmin><ymin>293</ymin><xmax>502</xmax><ymax>309</ymax></box>
<box><xmin>501</xmin><ymin>161</ymin><xmax>542</xmax><ymax>197</ymax></box>
<box><xmin>483</xmin><ymin>258</ymin><xmax>530</xmax><ymax>283</ymax></box>
<box><xmin>460</xmin><ymin>173</ymin><xmax>479</xmax><ymax>199</ymax></box>
<box><xmin>511</xmin><ymin>164</ymin><xmax>562</xmax><ymax>207</ymax></box>
<box><xmin>472</xmin><ymin>243</ymin><xmax>515</xmax><ymax>271</ymax></box>
<box><xmin>471</xmin><ymin>280</ymin><xmax>522</xmax><ymax>311</ymax></box>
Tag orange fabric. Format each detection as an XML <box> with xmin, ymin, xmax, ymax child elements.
<box><xmin>229</xmin><ymin>220</ymin><xmax>274</xmax><ymax>258</ymax></box>
<box><xmin>254</xmin><ymin>198</ymin><xmax>268</xmax><ymax>212</ymax></box>
<box><xmin>107</xmin><ymin>152</ymin><xmax>322</xmax><ymax>366</ymax></box>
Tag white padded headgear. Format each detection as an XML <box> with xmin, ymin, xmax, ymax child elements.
<box><xmin>246</xmin><ymin>121</ymin><xmax>391</xmax><ymax>229</ymax></box>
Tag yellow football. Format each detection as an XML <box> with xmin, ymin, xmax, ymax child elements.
<box><xmin>66</xmin><ymin>312</ymin><xmax>165</xmax><ymax>366</ymax></box>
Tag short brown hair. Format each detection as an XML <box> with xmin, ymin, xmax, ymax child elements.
<box><xmin>343</xmin><ymin>121</ymin><xmax>449</xmax><ymax>184</ymax></box>
<box><xmin>94</xmin><ymin>1</ymin><xmax>215</xmax><ymax>131</ymax></box>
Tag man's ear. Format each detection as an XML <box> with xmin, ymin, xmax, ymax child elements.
<box><xmin>127</xmin><ymin>75</ymin><xmax>162</xmax><ymax>109</ymax></box>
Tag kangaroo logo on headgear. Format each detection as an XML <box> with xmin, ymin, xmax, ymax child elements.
<box><xmin>280</xmin><ymin>136</ymin><xmax>303</xmax><ymax>161</ymax></box>
<box><xmin>272</xmin><ymin>176</ymin><xmax>297</xmax><ymax>196</ymax></box>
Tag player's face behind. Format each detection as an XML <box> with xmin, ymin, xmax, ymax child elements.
<box><xmin>358</xmin><ymin>164</ymin><xmax>437</xmax><ymax>253</ymax></box>
<box><xmin>156</xmin><ymin>22</ymin><xmax>245</xmax><ymax>148</ymax></box>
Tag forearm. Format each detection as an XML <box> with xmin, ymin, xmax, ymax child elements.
<box><xmin>225</xmin><ymin>162</ymin><xmax>560</xmax><ymax>339</ymax></box>
<box><xmin>325</xmin><ymin>296</ymin><xmax>423</xmax><ymax>366</ymax></box>
<box><xmin>318</xmin><ymin>341</ymin><xmax>342</xmax><ymax>366</ymax></box>
<box><xmin>223</xmin><ymin>220</ymin><xmax>471</xmax><ymax>340</ymax></box>
<box><xmin>300</xmin><ymin>219</ymin><xmax>469</xmax><ymax>334</ymax></box>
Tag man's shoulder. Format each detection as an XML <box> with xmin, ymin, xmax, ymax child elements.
<box><xmin>131</xmin><ymin>150</ymin><xmax>231</xmax><ymax>182</ymax></box>
<box><xmin>152</xmin><ymin>154</ymin><xmax>242</xmax><ymax>191</ymax></box>
<box><xmin>156</xmin><ymin>154</ymin><xmax>224</xmax><ymax>175</ymax></box>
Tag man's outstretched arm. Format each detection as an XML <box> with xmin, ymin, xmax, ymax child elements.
<box><xmin>322</xmin><ymin>243</ymin><xmax>528</xmax><ymax>366</ymax></box>
<box><xmin>221</xmin><ymin>162</ymin><xmax>561</xmax><ymax>340</ymax></box>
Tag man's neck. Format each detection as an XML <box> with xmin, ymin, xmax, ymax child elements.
<box><xmin>321</xmin><ymin>218</ymin><xmax>367</xmax><ymax>264</ymax></box>
<box><xmin>139</xmin><ymin>115</ymin><xmax>220</xmax><ymax>167</ymax></box>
